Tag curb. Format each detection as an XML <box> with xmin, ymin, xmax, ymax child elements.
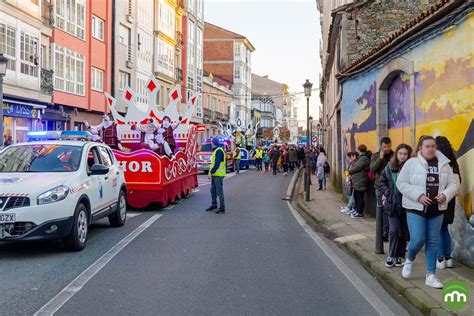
<box><xmin>289</xmin><ymin>170</ymin><xmax>453</xmax><ymax>316</ymax></box>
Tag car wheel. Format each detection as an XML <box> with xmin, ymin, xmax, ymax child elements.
<box><xmin>109</xmin><ymin>190</ymin><xmax>127</xmax><ymax>227</ymax></box>
<box><xmin>64</xmin><ymin>203</ymin><xmax>88</xmax><ymax>251</ymax></box>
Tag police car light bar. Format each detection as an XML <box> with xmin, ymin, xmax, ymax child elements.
<box><xmin>60</xmin><ymin>131</ymin><xmax>93</xmax><ymax>141</ymax></box>
<box><xmin>27</xmin><ymin>131</ymin><xmax>62</xmax><ymax>141</ymax></box>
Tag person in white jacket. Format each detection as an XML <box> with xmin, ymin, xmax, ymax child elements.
<box><xmin>396</xmin><ymin>136</ymin><xmax>459</xmax><ymax>289</ymax></box>
<box><xmin>317</xmin><ymin>148</ymin><xmax>327</xmax><ymax>190</ymax></box>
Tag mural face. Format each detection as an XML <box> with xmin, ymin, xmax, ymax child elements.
<box><xmin>341</xmin><ymin>13</ymin><xmax>474</xmax><ymax>265</ymax></box>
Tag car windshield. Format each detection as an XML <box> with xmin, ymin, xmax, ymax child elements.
<box><xmin>200</xmin><ymin>144</ymin><xmax>214</xmax><ymax>152</ymax></box>
<box><xmin>0</xmin><ymin>145</ymin><xmax>83</xmax><ymax>173</ymax></box>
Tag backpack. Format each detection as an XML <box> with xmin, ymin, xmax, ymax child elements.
<box><xmin>324</xmin><ymin>161</ymin><xmax>330</xmax><ymax>174</ymax></box>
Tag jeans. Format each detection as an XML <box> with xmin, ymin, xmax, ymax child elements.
<box><xmin>234</xmin><ymin>159</ymin><xmax>240</xmax><ymax>174</ymax></box>
<box><xmin>406</xmin><ymin>212</ymin><xmax>444</xmax><ymax>273</ymax></box>
<box><xmin>272</xmin><ymin>162</ymin><xmax>278</xmax><ymax>175</ymax></box>
<box><xmin>437</xmin><ymin>223</ymin><xmax>452</xmax><ymax>258</ymax></box>
<box><xmin>256</xmin><ymin>158</ymin><xmax>262</xmax><ymax>171</ymax></box>
<box><xmin>375</xmin><ymin>189</ymin><xmax>389</xmax><ymax>236</ymax></box>
<box><xmin>283</xmin><ymin>163</ymin><xmax>288</xmax><ymax>173</ymax></box>
<box><xmin>210</xmin><ymin>176</ymin><xmax>225</xmax><ymax>208</ymax></box>
<box><xmin>346</xmin><ymin>190</ymin><xmax>355</xmax><ymax>209</ymax></box>
<box><xmin>388</xmin><ymin>212</ymin><xmax>409</xmax><ymax>258</ymax></box>
<box><xmin>353</xmin><ymin>190</ymin><xmax>365</xmax><ymax>215</ymax></box>
<box><xmin>289</xmin><ymin>161</ymin><xmax>295</xmax><ymax>172</ymax></box>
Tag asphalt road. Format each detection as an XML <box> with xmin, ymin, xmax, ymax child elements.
<box><xmin>0</xmin><ymin>169</ymin><xmax>409</xmax><ymax>315</ymax></box>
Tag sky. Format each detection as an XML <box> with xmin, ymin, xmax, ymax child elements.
<box><xmin>205</xmin><ymin>0</ymin><xmax>322</xmax><ymax>125</ymax></box>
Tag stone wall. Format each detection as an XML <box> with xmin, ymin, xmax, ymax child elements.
<box><xmin>340</xmin><ymin>0</ymin><xmax>437</xmax><ymax>69</ymax></box>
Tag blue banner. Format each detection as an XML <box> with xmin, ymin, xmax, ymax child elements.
<box><xmin>2</xmin><ymin>101</ymin><xmax>42</xmax><ymax>119</ymax></box>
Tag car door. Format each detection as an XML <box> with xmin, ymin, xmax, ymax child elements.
<box><xmin>85</xmin><ymin>146</ymin><xmax>104</xmax><ymax>215</ymax></box>
<box><xmin>97</xmin><ymin>146</ymin><xmax>116</xmax><ymax>208</ymax></box>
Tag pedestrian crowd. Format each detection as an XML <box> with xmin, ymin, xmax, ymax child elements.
<box><xmin>340</xmin><ymin>136</ymin><xmax>460</xmax><ymax>289</ymax></box>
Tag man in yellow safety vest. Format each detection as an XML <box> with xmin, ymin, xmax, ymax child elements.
<box><xmin>254</xmin><ymin>145</ymin><xmax>263</xmax><ymax>171</ymax></box>
<box><xmin>233</xmin><ymin>144</ymin><xmax>241</xmax><ymax>174</ymax></box>
<box><xmin>207</xmin><ymin>137</ymin><xmax>226</xmax><ymax>214</ymax></box>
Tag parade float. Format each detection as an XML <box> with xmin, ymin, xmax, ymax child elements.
<box><xmin>90</xmin><ymin>76</ymin><xmax>199</xmax><ymax>208</ymax></box>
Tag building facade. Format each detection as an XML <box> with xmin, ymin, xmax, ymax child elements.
<box><xmin>203</xmin><ymin>22</ymin><xmax>255</xmax><ymax>129</ymax></box>
<box><xmin>50</xmin><ymin>0</ymin><xmax>113</xmax><ymax>130</ymax></box>
<box><xmin>319</xmin><ymin>0</ymin><xmax>473</xmax><ymax>265</ymax></box>
<box><xmin>1</xmin><ymin>0</ymin><xmax>53</xmax><ymax>143</ymax></box>
<box><xmin>202</xmin><ymin>73</ymin><xmax>232</xmax><ymax>138</ymax></box>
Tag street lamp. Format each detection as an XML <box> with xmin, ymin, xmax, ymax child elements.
<box><xmin>0</xmin><ymin>53</ymin><xmax>9</xmax><ymax>148</ymax></box>
<box><xmin>303</xmin><ymin>79</ymin><xmax>313</xmax><ymax>202</ymax></box>
<box><xmin>309</xmin><ymin>116</ymin><xmax>313</xmax><ymax>148</ymax></box>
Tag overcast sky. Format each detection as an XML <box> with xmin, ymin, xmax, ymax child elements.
<box><xmin>205</xmin><ymin>0</ymin><xmax>322</xmax><ymax>124</ymax></box>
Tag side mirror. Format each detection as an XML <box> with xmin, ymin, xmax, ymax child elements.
<box><xmin>90</xmin><ymin>164</ymin><xmax>109</xmax><ymax>175</ymax></box>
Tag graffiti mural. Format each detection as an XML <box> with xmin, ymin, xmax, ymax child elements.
<box><xmin>341</xmin><ymin>13</ymin><xmax>474</xmax><ymax>265</ymax></box>
<box><xmin>387</xmin><ymin>73</ymin><xmax>411</xmax><ymax>144</ymax></box>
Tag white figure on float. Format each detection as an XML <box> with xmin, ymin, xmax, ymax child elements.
<box><xmin>154</xmin><ymin>128</ymin><xmax>173</xmax><ymax>157</ymax></box>
<box><xmin>84</xmin><ymin>114</ymin><xmax>114</xmax><ymax>142</ymax></box>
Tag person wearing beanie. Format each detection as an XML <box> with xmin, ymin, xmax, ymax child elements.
<box><xmin>207</xmin><ymin>137</ymin><xmax>226</xmax><ymax>214</ymax></box>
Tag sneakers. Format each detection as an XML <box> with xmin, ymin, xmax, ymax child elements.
<box><xmin>402</xmin><ymin>260</ymin><xmax>413</xmax><ymax>279</ymax></box>
<box><xmin>436</xmin><ymin>258</ymin><xmax>447</xmax><ymax>270</ymax></box>
<box><xmin>425</xmin><ymin>274</ymin><xmax>443</xmax><ymax>289</ymax></box>
<box><xmin>395</xmin><ymin>257</ymin><xmax>405</xmax><ymax>267</ymax></box>
<box><xmin>445</xmin><ymin>258</ymin><xmax>453</xmax><ymax>268</ymax></box>
<box><xmin>385</xmin><ymin>257</ymin><xmax>395</xmax><ymax>268</ymax></box>
<box><xmin>340</xmin><ymin>206</ymin><xmax>349</xmax><ymax>213</ymax></box>
<box><xmin>215</xmin><ymin>208</ymin><xmax>226</xmax><ymax>214</ymax></box>
<box><xmin>206</xmin><ymin>205</ymin><xmax>217</xmax><ymax>212</ymax></box>
<box><xmin>351</xmin><ymin>213</ymin><xmax>364</xmax><ymax>219</ymax></box>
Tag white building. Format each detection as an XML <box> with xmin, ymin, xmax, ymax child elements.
<box><xmin>0</xmin><ymin>0</ymin><xmax>53</xmax><ymax>143</ymax></box>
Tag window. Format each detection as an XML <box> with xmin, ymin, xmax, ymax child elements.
<box><xmin>91</xmin><ymin>67</ymin><xmax>104</xmax><ymax>91</ymax></box>
<box><xmin>20</xmin><ymin>32</ymin><xmax>39</xmax><ymax>77</ymax></box>
<box><xmin>156</xmin><ymin>38</ymin><xmax>175</xmax><ymax>78</ymax></box>
<box><xmin>54</xmin><ymin>44</ymin><xmax>85</xmax><ymax>95</ymax></box>
<box><xmin>0</xmin><ymin>23</ymin><xmax>16</xmax><ymax>71</ymax></box>
<box><xmin>119</xmin><ymin>71</ymin><xmax>130</xmax><ymax>91</ymax></box>
<box><xmin>234</xmin><ymin>67</ymin><xmax>241</xmax><ymax>80</ymax></box>
<box><xmin>92</xmin><ymin>15</ymin><xmax>104</xmax><ymax>41</ymax></box>
<box><xmin>119</xmin><ymin>25</ymin><xmax>129</xmax><ymax>45</ymax></box>
<box><xmin>234</xmin><ymin>43</ymin><xmax>241</xmax><ymax>57</ymax></box>
<box><xmin>98</xmin><ymin>146</ymin><xmax>113</xmax><ymax>166</ymax></box>
<box><xmin>158</xmin><ymin>2</ymin><xmax>175</xmax><ymax>37</ymax></box>
<box><xmin>54</xmin><ymin>0</ymin><xmax>86</xmax><ymax>40</ymax></box>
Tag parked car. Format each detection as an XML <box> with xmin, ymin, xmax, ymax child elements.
<box><xmin>0</xmin><ymin>131</ymin><xmax>127</xmax><ymax>251</ymax></box>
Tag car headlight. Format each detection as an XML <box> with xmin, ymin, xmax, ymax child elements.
<box><xmin>37</xmin><ymin>185</ymin><xmax>70</xmax><ymax>205</ymax></box>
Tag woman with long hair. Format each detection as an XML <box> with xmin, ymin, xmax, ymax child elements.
<box><xmin>396</xmin><ymin>136</ymin><xmax>459</xmax><ymax>288</ymax></box>
<box><xmin>348</xmin><ymin>144</ymin><xmax>371</xmax><ymax>219</ymax></box>
<box><xmin>380</xmin><ymin>144</ymin><xmax>412</xmax><ymax>268</ymax></box>
<box><xmin>435</xmin><ymin>136</ymin><xmax>461</xmax><ymax>269</ymax></box>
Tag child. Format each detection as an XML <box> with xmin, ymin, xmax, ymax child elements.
<box><xmin>317</xmin><ymin>161</ymin><xmax>325</xmax><ymax>190</ymax></box>
<box><xmin>263</xmin><ymin>152</ymin><xmax>271</xmax><ymax>172</ymax></box>
<box><xmin>341</xmin><ymin>152</ymin><xmax>358</xmax><ymax>214</ymax></box>
<box><xmin>380</xmin><ymin>144</ymin><xmax>412</xmax><ymax>268</ymax></box>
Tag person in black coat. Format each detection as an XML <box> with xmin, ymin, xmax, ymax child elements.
<box><xmin>380</xmin><ymin>144</ymin><xmax>412</xmax><ymax>268</ymax></box>
<box><xmin>435</xmin><ymin>136</ymin><xmax>461</xmax><ymax>269</ymax></box>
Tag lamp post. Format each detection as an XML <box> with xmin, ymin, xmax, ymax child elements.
<box><xmin>0</xmin><ymin>53</ymin><xmax>9</xmax><ymax>148</ymax></box>
<box><xmin>309</xmin><ymin>116</ymin><xmax>313</xmax><ymax>148</ymax></box>
<box><xmin>303</xmin><ymin>79</ymin><xmax>313</xmax><ymax>202</ymax></box>
<box><xmin>317</xmin><ymin>123</ymin><xmax>321</xmax><ymax>146</ymax></box>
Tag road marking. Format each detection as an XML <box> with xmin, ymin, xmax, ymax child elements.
<box><xmin>126</xmin><ymin>212</ymin><xmax>141</xmax><ymax>218</ymax></box>
<box><xmin>34</xmin><ymin>214</ymin><xmax>162</xmax><ymax>316</ymax></box>
<box><xmin>286</xmin><ymin>173</ymin><xmax>394</xmax><ymax>316</ymax></box>
<box><xmin>193</xmin><ymin>189</ymin><xmax>200</xmax><ymax>192</ymax></box>
<box><xmin>164</xmin><ymin>205</ymin><xmax>175</xmax><ymax>210</ymax></box>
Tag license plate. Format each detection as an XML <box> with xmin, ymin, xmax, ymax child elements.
<box><xmin>0</xmin><ymin>214</ymin><xmax>15</xmax><ymax>223</ymax></box>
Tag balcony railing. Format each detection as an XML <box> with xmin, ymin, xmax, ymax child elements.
<box><xmin>175</xmin><ymin>68</ymin><xmax>183</xmax><ymax>82</ymax></box>
<box><xmin>40</xmin><ymin>68</ymin><xmax>54</xmax><ymax>95</ymax></box>
<box><xmin>203</xmin><ymin>108</ymin><xmax>212</xmax><ymax>121</ymax></box>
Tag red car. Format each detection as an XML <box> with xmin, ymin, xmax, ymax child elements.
<box><xmin>196</xmin><ymin>137</ymin><xmax>234</xmax><ymax>173</ymax></box>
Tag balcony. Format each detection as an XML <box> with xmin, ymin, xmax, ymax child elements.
<box><xmin>175</xmin><ymin>68</ymin><xmax>183</xmax><ymax>82</ymax></box>
<box><xmin>215</xmin><ymin>112</ymin><xmax>223</xmax><ymax>121</ymax></box>
<box><xmin>203</xmin><ymin>108</ymin><xmax>212</xmax><ymax>122</ymax></box>
<box><xmin>40</xmin><ymin>68</ymin><xmax>54</xmax><ymax>95</ymax></box>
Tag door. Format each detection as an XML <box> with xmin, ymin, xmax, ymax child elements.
<box><xmin>97</xmin><ymin>146</ymin><xmax>117</xmax><ymax>207</ymax></box>
<box><xmin>85</xmin><ymin>146</ymin><xmax>104</xmax><ymax>215</ymax></box>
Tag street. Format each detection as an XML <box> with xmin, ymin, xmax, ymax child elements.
<box><xmin>1</xmin><ymin>169</ymin><xmax>408</xmax><ymax>315</ymax></box>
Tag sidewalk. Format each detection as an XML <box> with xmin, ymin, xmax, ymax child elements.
<box><xmin>294</xmin><ymin>172</ymin><xmax>473</xmax><ymax>315</ymax></box>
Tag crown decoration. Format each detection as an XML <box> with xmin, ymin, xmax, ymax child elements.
<box><xmin>104</xmin><ymin>76</ymin><xmax>200</xmax><ymax>152</ymax></box>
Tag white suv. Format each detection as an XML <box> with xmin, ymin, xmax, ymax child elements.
<box><xmin>0</xmin><ymin>140</ymin><xmax>127</xmax><ymax>251</ymax></box>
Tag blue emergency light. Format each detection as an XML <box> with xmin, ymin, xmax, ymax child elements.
<box><xmin>27</xmin><ymin>131</ymin><xmax>61</xmax><ymax>141</ymax></box>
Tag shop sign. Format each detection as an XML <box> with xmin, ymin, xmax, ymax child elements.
<box><xmin>2</xmin><ymin>102</ymin><xmax>41</xmax><ymax>119</ymax></box>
